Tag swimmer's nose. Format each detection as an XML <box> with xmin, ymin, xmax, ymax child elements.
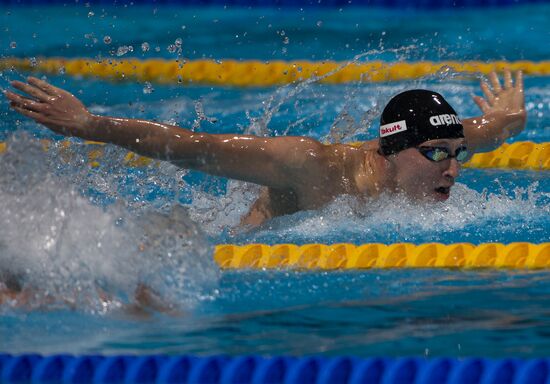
<box><xmin>443</xmin><ymin>158</ymin><xmax>460</xmax><ymax>179</ymax></box>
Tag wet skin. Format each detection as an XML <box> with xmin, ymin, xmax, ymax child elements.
<box><xmin>240</xmin><ymin>137</ymin><xmax>464</xmax><ymax>226</ymax></box>
<box><xmin>4</xmin><ymin>71</ymin><xmax>526</xmax><ymax>227</ymax></box>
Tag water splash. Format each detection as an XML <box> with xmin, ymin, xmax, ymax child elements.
<box><xmin>192</xmin><ymin>99</ymin><xmax>218</xmax><ymax>131</ymax></box>
<box><xmin>244</xmin><ymin>46</ymin><xmax>417</xmax><ymax>139</ymax></box>
<box><xmin>186</xmin><ymin>180</ymin><xmax>260</xmax><ymax>236</ymax></box>
<box><xmin>239</xmin><ymin>182</ymin><xmax>549</xmax><ymax>244</ymax></box>
<box><xmin>0</xmin><ymin>135</ymin><xmax>219</xmax><ymax>314</ymax></box>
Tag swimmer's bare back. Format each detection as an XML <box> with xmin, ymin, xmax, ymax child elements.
<box><xmin>5</xmin><ymin>71</ymin><xmax>525</xmax><ymax>226</ymax></box>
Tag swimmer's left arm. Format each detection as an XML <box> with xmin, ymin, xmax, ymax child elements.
<box><xmin>462</xmin><ymin>70</ymin><xmax>526</xmax><ymax>153</ymax></box>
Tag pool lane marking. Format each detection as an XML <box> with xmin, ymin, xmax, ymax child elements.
<box><xmin>0</xmin><ymin>140</ymin><xmax>548</xmax><ymax>170</ymax></box>
<box><xmin>214</xmin><ymin>242</ymin><xmax>550</xmax><ymax>269</ymax></box>
<box><xmin>1</xmin><ymin>58</ymin><xmax>550</xmax><ymax>86</ymax></box>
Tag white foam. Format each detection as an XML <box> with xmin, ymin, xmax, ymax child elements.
<box><xmin>0</xmin><ymin>135</ymin><xmax>219</xmax><ymax>314</ymax></box>
<box><xmin>243</xmin><ymin>182</ymin><xmax>548</xmax><ymax>244</ymax></box>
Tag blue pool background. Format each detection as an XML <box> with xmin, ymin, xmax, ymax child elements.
<box><xmin>0</xmin><ymin>3</ymin><xmax>549</xmax><ymax>357</ymax></box>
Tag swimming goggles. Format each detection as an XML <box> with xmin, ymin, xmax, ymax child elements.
<box><xmin>417</xmin><ymin>145</ymin><xmax>469</xmax><ymax>163</ymax></box>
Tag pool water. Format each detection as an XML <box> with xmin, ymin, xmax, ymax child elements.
<box><xmin>0</xmin><ymin>4</ymin><xmax>549</xmax><ymax>357</ymax></box>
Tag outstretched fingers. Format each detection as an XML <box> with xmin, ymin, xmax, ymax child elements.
<box><xmin>10</xmin><ymin>104</ymin><xmax>47</xmax><ymax>123</ymax></box>
<box><xmin>10</xmin><ymin>80</ymin><xmax>51</xmax><ymax>102</ymax></box>
<box><xmin>5</xmin><ymin>90</ymin><xmax>45</xmax><ymax>112</ymax></box>
<box><xmin>480</xmin><ymin>81</ymin><xmax>495</xmax><ymax>104</ymax></box>
<box><xmin>489</xmin><ymin>72</ymin><xmax>502</xmax><ymax>93</ymax></box>
<box><xmin>27</xmin><ymin>76</ymin><xmax>61</xmax><ymax>97</ymax></box>
<box><xmin>515</xmin><ymin>70</ymin><xmax>524</xmax><ymax>92</ymax></box>
<box><xmin>503</xmin><ymin>69</ymin><xmax>513</xmax><ymax>89</ymax></box>
<box><xmin>472</xmin><ymin>95</ymin><xmax>490</xmax><ymax>113</ymax></box>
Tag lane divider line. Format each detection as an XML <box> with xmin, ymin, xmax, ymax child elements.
<box><xmin>1</xmin><ymin>57</ymin><xmax>549</xmax><ymax>86</ymax></box>
<box><xmin>214</xmin><ymin>242</ymin><xmax>550</xmax><ymax>269</ymax></box>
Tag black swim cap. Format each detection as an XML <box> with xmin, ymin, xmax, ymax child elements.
<box><xmin>378</xmin><ymin>89</ymin><xmax>464</xmax><ymax>156</ymax></box>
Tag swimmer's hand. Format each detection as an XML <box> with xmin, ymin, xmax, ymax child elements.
<box><xmin>5</xmin><ymin>77</ymin><xmax>96</xmax><ymax>140</ymax></box>
<box><xmin>465</xmin><ymin>70</ymin><xmax>526</xmax><ymax>152</ymax></box>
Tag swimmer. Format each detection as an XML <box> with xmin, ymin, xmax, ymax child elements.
<box><xmin>4</xmin><ymin>70</ymin><xmax>526</xmax><ymax>227</ymax></box>
<box><xmin>0</xmin><ymin>268</ymin><xmax>175</xmax><ymax>317</ymax></box>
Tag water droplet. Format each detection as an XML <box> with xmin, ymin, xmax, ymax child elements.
<box><xmin>116</xmin><ymin>45</ymin><xmax>130</xmax><ymax>56</ymax></box>
<box><xmin>167</xmin><ymin>44</ymin><xmax>177</xmax><ymax>53</ymax></box>
<box><xmin>9</xmin><ymin>41</ymin><xmax>16</xmax><ymax>49</ymax></box>
<box><xmin>88</xmin><ymin>11</ymin><xmax>95</xmax><ymax>17</ymax></box>
<box><xmin>141</xmin><ymin>42</ymin><xmax>150</xmax><ymax>52</ymax></box>
<box><xmin>175</xmin><ymin>38</ymin><xmax>183</xmax><ymax>47</ymax></box>
<box><xmin>29</xmin><ymin>57</ymin><xmax>37</xmax><ymax>67</ymax></box>
<box><xmin>316</xmin><ymin>20</ymin><xmax>323</xmax><ymax>27</ymax></box>
<box><xmin>143</xmin><ymin>81</ymin><xmax>154</xmax><ymax>94</ymax></box>
<box><xmin>283</xmin><ymin>36</ymin><xmax>289</xmax><ymax>44</ymax></box>
<box><xmin>103</xmin><ymin>36</ymin><xmax>111</xmax><ymax>45</ymax></box>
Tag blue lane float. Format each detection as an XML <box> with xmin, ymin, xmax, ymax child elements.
<box><xmin>0</xmin><ymin>0</ymin><xmax>548</xmax><ymax>7</ymax></box>
<box><xmin>1</xmin><ymin>354</ymin><xmax>550</xmax><ymax>383</ymax></box>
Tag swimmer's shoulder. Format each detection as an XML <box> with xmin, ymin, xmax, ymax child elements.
<box><xmin>329</xmin><ymin>139</ymin><xmax>389</xmax><ymax>196</ymax></box>
<box><xmin>322</xmin><ymin>139</ymin><xmax>381</xmax><ymax>170</ymax></box>
<box><xmin>324</xmin><ymin>138</ymin><xmax>377</xmax><ymax>149</ymax></box>
<box><xmin>320</xmin><ymin>139</ymin><xmax>383</xmax><ymax>193</ymax></box>
<box><xmin>325</xmin><ymin>139</ymin><xmax>378</xmax><ymax>150</ymax></box>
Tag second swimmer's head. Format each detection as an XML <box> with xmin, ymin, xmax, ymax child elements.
<box><xmin>378</xmin><ymin>89</ymin><xmax>467</xmax><ymax>201</ymax></box>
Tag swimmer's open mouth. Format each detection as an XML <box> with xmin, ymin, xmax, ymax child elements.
<box><xmin>435</xmin><ymin>187</ymin><xmax>450</xmax><ymax>194</ymax></box>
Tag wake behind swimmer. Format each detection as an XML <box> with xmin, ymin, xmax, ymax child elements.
<box><xmin>0</xmin><ymin>137</ymin><xmax>219</xmax><ymax>314</ymax></box>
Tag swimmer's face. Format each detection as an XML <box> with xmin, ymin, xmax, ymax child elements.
<box><xmin>388</xmin><ymin>138</ymin><xmax>466</xmax><ymax>201</ymax></box>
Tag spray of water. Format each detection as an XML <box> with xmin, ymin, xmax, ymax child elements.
<box><xmin>240</xmin><ymin>182</ymin><xmax>549</xmax><ymax>244</ymax></box>
<box><xmin>244</xmin><ymin>45</ymin><xmax>418</xmax><ymax>139</ymax></box>
<box><xmin>0</xmin><ymin>134</ymin><xmax>219</xmax><ymax>314</ymax></box>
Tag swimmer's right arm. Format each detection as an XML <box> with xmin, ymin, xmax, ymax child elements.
<box><xmin>462</xmin><ymin>70</ymin><xmax>526</xmax><ymax>153</ymax></box>
<box><xmin>5</xmin><ymin>77</ymin><xmax>339</xmax><ymax>189</ymax></box>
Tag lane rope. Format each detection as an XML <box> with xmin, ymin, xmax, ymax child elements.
<box><xmin>0</xmin><ymin>354</ymin><xmax>546</xmax><ymax>383</ymax></box>
<box><xmin>214</xmin><ymin>242</ymin><xmax>550</xmax><ymax>269</ymax></box>
<box><xmin>0</xmin><ymin>140</ymin><xmax>548</xmax><ymax>170</ymax></box>
<box><xmin>1</xmin><ymin>57</ymin><xmax>550</xmax><ymax>86</ymax></box>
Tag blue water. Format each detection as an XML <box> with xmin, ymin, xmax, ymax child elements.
<box><xmin>0</xmin><ymin>4</ymin><xmax>549</xmax><ymax>357</ymax></box>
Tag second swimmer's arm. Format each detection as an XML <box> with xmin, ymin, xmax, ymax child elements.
<box><xmin>462</xmin><ymin>70</ymin><xmax>526</xmax><ymax>153</ymax></box>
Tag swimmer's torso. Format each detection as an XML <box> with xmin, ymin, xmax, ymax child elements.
<box><xmin>241</xmin><ymin>140</ymin><xmax>389</xmax><ymax>227</ymax></box>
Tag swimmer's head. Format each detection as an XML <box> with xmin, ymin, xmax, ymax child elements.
<box><xmin>378</xmin><ymin>90</ymin><xmax>466</xmax><ymax>201</ymax></box>
<box><xmin>378</xmin><ymin>89</ymin><xmax>464</xmax><ymax>156</ymax></box>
